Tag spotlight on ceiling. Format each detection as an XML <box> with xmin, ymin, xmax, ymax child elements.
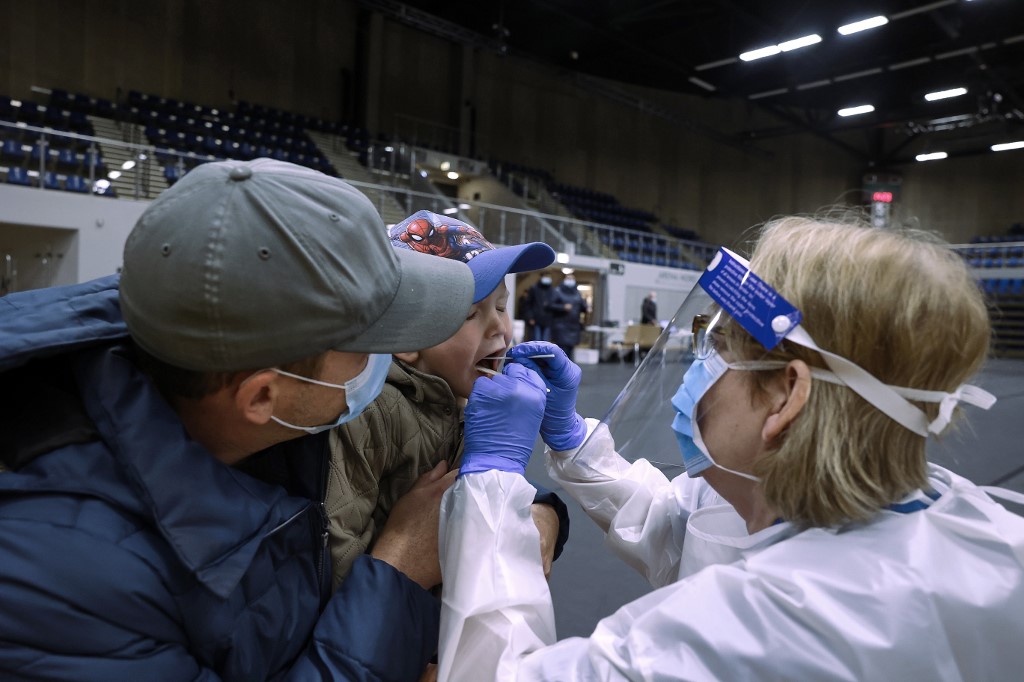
<box><xmin>915</xmin><ymin>152</ymin><xmax>948</xmax><ymax>162</ymax></box>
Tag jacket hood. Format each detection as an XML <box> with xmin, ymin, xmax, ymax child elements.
<box><xmin>0</xmin><ymin>274</ymin><xmax>126</xmax><ymax>373</ymax></box>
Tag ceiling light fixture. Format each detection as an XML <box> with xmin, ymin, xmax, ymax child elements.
<box><xmin>924</xmin><ymin>87</ymin><xmax>968</xmax><ymax>101</ymax></box>
<box><xmin>838</xmin><ymin>104</ymin><xmax>875</xmax><ymax>117</ymax></box>
<box><xmin>992</xmin><ymin>141</ymin><xmax>1024</xmax><ymax>152</ymax></box>
<box><xmin>740</xmin><ymin>34</ymin><xmax>820</xmax><ymax>62</ymax></box>
<box><xmin>688</xmin><ymin>76</ymin><xmax>716</xmax><ymax>92</ymax></box>
<box><xmin>838</xmin><ymin>16</ymin><xmax>888</xmax><ymax>35</ymax></box>
<box><xmin>778</xmin><ymin>34</ymin><xmax>822</xmax><ymax>52</ymax></box>
<box><xmin>446</xmin><ymin>171</ymin><xmax>460</xmax><ymax>180</ymax></box>
<box><xmin>915</xmin><ymin>152</ymin><xmax>948</xmax><ymax>161</ymax></box>
<box><xmin>442</xmin><ymin>207</ymin><xmax>459</xmax><ymax>215</ymax></box>
<box><xmin>739</xmin><ymin>45</ymin><xmax>780</xmax><ymax>62</ymax></box>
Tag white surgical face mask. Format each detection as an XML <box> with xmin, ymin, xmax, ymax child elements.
<box><xmin>269</xmin><ymin>353</ymin><xmax>391</xmax><ymax>434</ymax></box>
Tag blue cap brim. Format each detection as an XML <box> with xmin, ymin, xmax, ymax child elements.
<box><xmin>466</xmin><ymin>242</ymin><xmax>556</xmax><ymax>303</ymax></box>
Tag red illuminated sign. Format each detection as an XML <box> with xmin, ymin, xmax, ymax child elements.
<box><xmin>872</xmin><ymin>191</ymin><xmax>893</xmax><ymax>203</ymax></box>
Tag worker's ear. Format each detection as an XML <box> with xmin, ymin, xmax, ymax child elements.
<box><xmin>394</xmin><ymin>351</ymin><xmax>419</xmax><ymax>365</ymax></box>
<box><xmin>234</xmin><ymin>370</ymin><xmax>280</xmax><ymax>425</ymax></box>
<box><xmin>762</xmin><ymin>360</ymin><xmax>811</xmax><ymax>444</ymax></box>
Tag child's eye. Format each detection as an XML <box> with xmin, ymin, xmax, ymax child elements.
<box><xmin>496</xmin><ymin>306</ymin><xmax>507</xmax><ymax>313</ymax></box>
<box><xmin>465</xmin><ymin>311</ymin><xmax>478</xmax><ymax>321</ymax></box>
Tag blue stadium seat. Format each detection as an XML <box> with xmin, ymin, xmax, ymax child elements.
<box><xmin>1</xmin><ymin>138</ymin><xmax>25</xmax><ymax>162</ymax></box>
<box><xmin>164</xmin><ymin>164</ymin><xmax>183</xmax><ymax>185</ymax></box>
<box><xmin>6</xmin><ymin>166</ymin><xmax>31</xmax><ymax>186</ymax></box>
<box><xmin>56</xmin><ymin>148</ymin><xmax>79</xmax><ymax>171</ymax></box>
<box><xmin>64</xmin><ymin>174</ymin><xmax>89</xmax><ymax>193</ymax></box>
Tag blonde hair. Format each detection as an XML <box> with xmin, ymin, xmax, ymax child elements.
<box><xmin>733</xmin><ymin>215</ymin><xmax>990</xmax><ymax>527</ymax></box>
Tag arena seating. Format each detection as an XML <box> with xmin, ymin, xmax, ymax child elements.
<box><xmin>982</xmin><ymin>277</ymin><xmax>1024</xmax><ymax>358</ymax></box>
<box><xmin>0</xmin><ymin>93</ymin><xmax>110</xmax><ymax>195</ymax></box>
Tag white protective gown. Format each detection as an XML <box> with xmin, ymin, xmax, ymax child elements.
<box><xmin>438</xmin><ymin>420</ymin><xmax>1024</xmax><ymax>681</ymax></box>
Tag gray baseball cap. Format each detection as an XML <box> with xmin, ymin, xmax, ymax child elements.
<box><xmin>120</xmin><ymin>158</ymin><xmax>474</xmax><ymax>371</ymax></box>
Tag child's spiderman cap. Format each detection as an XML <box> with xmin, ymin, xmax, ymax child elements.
<box><xmin>390</xmin><ymin>210</ymin><xmax>555</xmax><ymax>303</ymax></box>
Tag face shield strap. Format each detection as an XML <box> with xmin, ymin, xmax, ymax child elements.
<box><xmin>772</xmin><ymin>326</ymin><xmax>996</xmax><ymax>436</ymax></box>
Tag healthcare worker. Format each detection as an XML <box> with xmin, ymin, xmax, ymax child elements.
<box><xmin>437</xmin><ymin>216</ymin><xmax>1024</xmax><ymax>681</ymax></box>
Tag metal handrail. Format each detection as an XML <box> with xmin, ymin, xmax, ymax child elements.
<box><xmin>0</xmin><ymin>119</ymin><xmax>720</xmax><ymax>267</ymax></box>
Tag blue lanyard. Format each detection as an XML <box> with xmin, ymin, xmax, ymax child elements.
<box><xmin>885</xmin><ymin>489</ymin><xmax>941</xmax><ymax>514</ymax></box>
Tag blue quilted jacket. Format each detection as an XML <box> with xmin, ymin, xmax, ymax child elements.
<box><xmin>0</xmin><ymin>276</ymin><xmax>442</xmax><ymax>680</ymax></box>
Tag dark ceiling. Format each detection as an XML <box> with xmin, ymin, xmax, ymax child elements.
<box><xmin>366</xmin><ymin>0</ymin><xmax>1024</xmax><ymax>165</ymax></box>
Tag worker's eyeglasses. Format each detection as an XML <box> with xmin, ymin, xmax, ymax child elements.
<box><xmin>692</xmin><ymin>313</ymin><xmax>726</xmax><ymax>360</ymax></box>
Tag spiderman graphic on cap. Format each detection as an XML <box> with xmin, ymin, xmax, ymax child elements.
<box><xmin>389</xmin><ymin>210</ymin><xmax>492</xmax><ymax>263</ymax></box>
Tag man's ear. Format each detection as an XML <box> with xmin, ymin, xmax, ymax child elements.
<box><xmin>762</xmin><ymin>360</ymin><xmax>811</xmax><ymax>444</ymax></box>
<box><xmin>393</xmin><ymin>351</ymin><xmax>419</xmax><ymax>364</ymax></box>
<box><xmin>234</xmin><ymin>370</ymin><xmax>279</xmax><ymax>426</ymax></box>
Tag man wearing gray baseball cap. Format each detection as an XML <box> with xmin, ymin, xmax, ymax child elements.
<box><xmin>0</xmin><ymin>159</ymin><xmax>475</xmax><ymax>680</ymax></box>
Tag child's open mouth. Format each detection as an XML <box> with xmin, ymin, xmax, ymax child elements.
<box><xmin>474</xmin><ymin>351</ymin><xmax>556</xmax><ymax>378</ymax></box>
<box><xmin>475</xmin><ymin>355</ymin><xmax>504</xmax><ymax>377</ymax></box>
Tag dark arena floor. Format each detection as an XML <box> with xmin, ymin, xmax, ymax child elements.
<box><xmin>528</xmin><ymin>357</ymin><xmax>1024</xmax><ymax>640</ymax></box>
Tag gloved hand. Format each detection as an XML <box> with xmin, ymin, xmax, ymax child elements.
<box><xmin>460</xmin><ymin>362</ymin><xmax>547</xmax><ymax>478</ymax></box>
<box><xmin>506</xmin><ymin>341</ymin><xmax>587</xmax><ymax>451</ymax></box>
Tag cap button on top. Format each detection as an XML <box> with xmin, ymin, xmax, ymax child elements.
<box><xmin>229</xmin><ymin>166</ymin><xmax>252</xmax><ymax>181</ymax></box>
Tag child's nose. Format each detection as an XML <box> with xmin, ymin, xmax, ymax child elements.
<box><xmin>490</xmin><ymin>312</ymin><xmax>511</xmax><ymax>338</ymax></box>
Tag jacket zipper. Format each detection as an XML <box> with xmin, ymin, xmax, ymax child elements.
<box><xmin>315</xmin><ymin>443</ymin><xmax>331</xmax><ymax>599</ymax></box>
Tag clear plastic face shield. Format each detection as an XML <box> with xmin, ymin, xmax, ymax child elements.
<box><xmin>576</xmin><ymin>248</ymin><xmax>997</xmax><ymax>480</ymax></box>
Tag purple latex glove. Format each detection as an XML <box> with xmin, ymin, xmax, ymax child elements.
<box><xmin>460</xmin><ymin>362</ymin><xmax>547</xmax><ymax>478</ymax></box>
<box><xmin>506</xmin><ymin>341</ymin><xmax>587</xmax><ymax>451</ymax></box>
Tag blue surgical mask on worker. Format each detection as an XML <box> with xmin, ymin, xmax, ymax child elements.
<box><xmin>269</xmin><ymin>353</ymin><xmax>391</xmax><ymax>434</ymax></box>
<box><xmin>670</xmin><ymin>352</ymin><xmax>761</xmax><ymax>482</ymax></box>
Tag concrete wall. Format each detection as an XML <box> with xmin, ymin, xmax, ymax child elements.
<box><xmin>0</xmin><ymin>0</ymin><xmax>360</xmax><ymax>122</ymax></box>
<box><xmin>0</xmin><ymin>184</ymin><xmax>147</xmax><ymax>284</ymax></box>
